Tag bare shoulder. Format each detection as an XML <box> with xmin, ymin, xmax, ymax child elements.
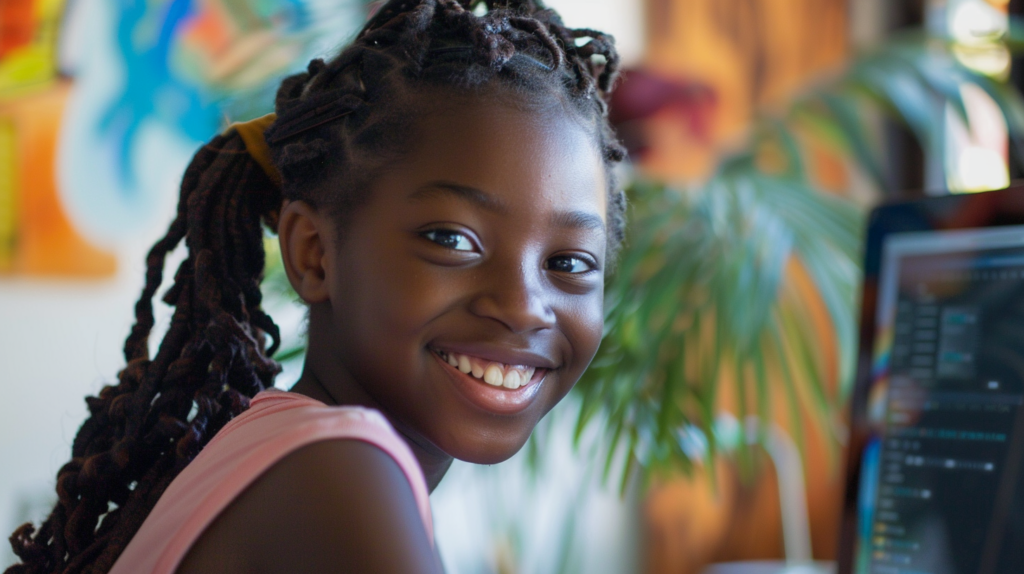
<box><xmin>176</xmin><ymin>439</ymin><xmax>439</xmax><ymax>574</ymax></box>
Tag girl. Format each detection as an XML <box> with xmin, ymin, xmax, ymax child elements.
<box><xmin>8</xmin><ymin>0</ymin><xmax>626</xmax><ymax>571</ymax></box>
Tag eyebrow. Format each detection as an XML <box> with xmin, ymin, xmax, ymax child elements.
<box><xmin>409</xmin><ymin>181</ymin><xmax>509</xmax><ymax>214</ymax></box>
<box><xmin>409</xmin><ymin>180</ymin><xmax>606</xmax><ymax>232</ymax></box>
<box><xmin>551</xmin><ymin>210</ymin><xmax>606</xmax><ymax>232</ymax></box>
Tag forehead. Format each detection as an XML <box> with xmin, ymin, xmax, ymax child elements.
<box><xmin>391</xmin><ymin>98</ymin><xmax>608</xmax><ymax>218</ymax></box>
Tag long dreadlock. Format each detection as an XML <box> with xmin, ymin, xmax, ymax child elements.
<box><xmin>7</xmin><ymin>1</ymin><xmax>625</xmax><ymax>572</ymax></box>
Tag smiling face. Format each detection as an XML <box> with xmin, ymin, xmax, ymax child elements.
<box><xmin>287</xmin><ymin>95</ymin><xmax>608</xmax><ymax>465</ymax></box>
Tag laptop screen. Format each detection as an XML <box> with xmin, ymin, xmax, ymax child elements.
<box><xmin>853</xmin><ymin>224</ymin><xmax>1024</xmax><ymax>574</ymax></box>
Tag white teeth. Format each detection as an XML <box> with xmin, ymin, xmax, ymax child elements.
<box><xmin>483</xmin><ymin>364</ymin><xmax>504</xmax><ymax>386</ymax></box>
<box><xmin>503</xmin><ymin>370</ymin><xmax>521</xmax><ymax>389</ymax></box>
<box><xmin>438</xmin><ymin>350</ymin><xmax>538</xmax><ymax>389</ymax></box>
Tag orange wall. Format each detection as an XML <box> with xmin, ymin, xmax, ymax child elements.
<box><xmin>640</xmin><ymin>0</ymin><xmax>849</xmax><ymax>181</ymax></box>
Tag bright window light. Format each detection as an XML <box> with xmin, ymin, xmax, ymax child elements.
<box><xmin>957</xmin><ymin>145</ymin><xmax>1010</xmax><ymax>192</ymax></box>
<box><xmin>950</xmin><ymin>1</ymin><xmax>1006</xmax><ymax>45</ymax></box>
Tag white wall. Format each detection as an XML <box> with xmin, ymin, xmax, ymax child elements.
<box><xmin>546</xmin><ymin>0</ymin><xmax>645</xmax><ymax>65</ymax></box>
<box><xmin>0</xmin><ymin>211</ymin><xmax>176</xmax><ymax>565</ymax></box>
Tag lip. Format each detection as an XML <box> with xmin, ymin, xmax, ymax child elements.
<box><xmin>431</xmin><ymin>352</ymin><xmax>549</xmax><ymax>416</ymax></box>
<box><xmin>429</xmin><ymin>343</ymin><xmax>559</xmax><ymax>370</ymax></box>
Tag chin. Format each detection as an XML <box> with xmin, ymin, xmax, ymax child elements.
<box><xmin>441</xmin><ymin>424</ymin><xmax>535</xmax><ymax>466</ymax></box>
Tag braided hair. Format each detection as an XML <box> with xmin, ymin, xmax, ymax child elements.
<box><xmin>7</xmin><ymin>1</ymin><xmax>625</xmax><ymax>572</ymax></box>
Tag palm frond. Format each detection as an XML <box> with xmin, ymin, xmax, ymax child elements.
<box><xmin>576</xmin><ymin>166</ymin><xmax>863</xmax><ymax>487</ymax></box>
<box><xmin>570</xmin><ymin>19</ymin><xmax>1024</xmax><ymax>490</ymax></box>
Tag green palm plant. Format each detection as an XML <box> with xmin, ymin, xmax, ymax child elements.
<box><xmin>573</xmin><ymin>23</ymin><xmax>1024</xmax><ymax>492</ymax></box>
<box><xmin>575</xmin><ymin>166</ymin><xmax>862</xmax><ymax>491</ymax></box>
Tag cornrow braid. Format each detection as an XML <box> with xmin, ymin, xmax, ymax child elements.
<box><xmin>265</xmin><ymin>0</ymin><xmax>627</xmax><ymax>253</ymax></box>
<box><xmin>8</xmin><ymin>132</ymin><xmax>283</xmax><ymax>574</ymax></box>
<box><xmin>8</xmin><ymin>1</ymin><xmax>626</xmax><ymax>572</ymax></box>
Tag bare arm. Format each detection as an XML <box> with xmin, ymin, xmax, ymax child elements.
<box><xmin>177</xmin><ymin>440</ymin><xmax>441</xmax><ymax>573</ymax></box>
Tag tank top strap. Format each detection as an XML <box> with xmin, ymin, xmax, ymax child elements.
<box><xmin>109</xmin><ymin>389</ymin><xmax>433</xmax><ymax>574</ymax></box>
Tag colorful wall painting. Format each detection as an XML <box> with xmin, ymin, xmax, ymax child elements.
<box><xmin>59</xmin><ymin>0</ymin><xmax>365</xmax><ymax>244</ymax></box>
<box><xmin>1</xmin><ymin>0</ymin><xmax>365</xmax><ymax>276</ymax></box>
<box><xmin>0</xmin><ymin>0</ymin><xmax>117</xmax><ymax>276</ymax></box>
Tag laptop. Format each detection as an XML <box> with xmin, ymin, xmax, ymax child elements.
<box><xmin>838</xmin><ymin>185</ymin><xmax>1024</xmax><ymax>574</ymax></box>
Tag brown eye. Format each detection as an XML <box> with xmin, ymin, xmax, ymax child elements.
<box><xmin>421</xmin><ymin>229</ymin><xmax>475</xmax><ymax>251</ymax></box>
<box><xmin>546</xmin><ymin>255</ymin><xmax>596</xmax><ymax>274</ymax></box>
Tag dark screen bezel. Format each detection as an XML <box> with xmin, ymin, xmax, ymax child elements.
<box><xmin>836</xmin><ymin>184</ymin><xmax>1024</xmax><ymax>574</ymax></box>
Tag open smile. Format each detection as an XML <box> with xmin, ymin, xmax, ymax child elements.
<box><xmin>432</xmin><ymin>349</ymin><xmax>544</xmax><ymax>389</ymax></box>
<box><xmin>429</xmin><ymin>347</ymin><xmax>551</xmax><ymax>415</ymax></box>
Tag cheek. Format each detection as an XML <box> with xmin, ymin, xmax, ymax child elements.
<box><xmin>563</xmin><ymin>289</ymin><xmax>605</xmax><ymax>372</ymax></box>
<box><xmin>333</xmin><ymin>237</ymin><xmax>469</xmax><ymax>379</ymax></box>
<box><xmin>338</xmin><ymin>254</ymin><xmax>449</xmax><ymax>342</ymax></box>
<box><xmin>330</xmin><ymin>258</ymin><xmax>452</xmax><ymax>405</ymax></box>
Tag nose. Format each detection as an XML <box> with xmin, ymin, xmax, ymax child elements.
<box><xmin>468</xmin><ymin>261</ymin><xmax>556</xmax><ymax>334</ymax></box>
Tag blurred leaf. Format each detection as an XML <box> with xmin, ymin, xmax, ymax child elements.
<box><xmin>576</xmin><ymin>167</ymin><xmax>862</xmax><ymax>490</ymax></box>
<box><xmin>847</xmin><ymin>58</ymin><xmax>944</xmax><ymax>159</ymax></box>
<box><xmin>1007</xmin><ymin>16</ymin><xmax>1024</xmax><ymax>53</ymax></box>
<box><xmin>790</xmin><ymin>95</ymin><xmax>888</xmax><ymax>193</ymax></box>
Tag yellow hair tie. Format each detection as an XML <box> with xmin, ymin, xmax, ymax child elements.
<box><xmin>229</xmin><ymin>113</ymin><xmax>282</xmax><ymax>187</ymax></box>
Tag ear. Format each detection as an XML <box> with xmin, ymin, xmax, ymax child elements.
<box><xmin>278</xmin><ymin>200</ymin><xmax>331</xmax><ymax>304</ymax></box>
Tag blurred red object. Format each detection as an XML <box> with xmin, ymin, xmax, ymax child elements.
<box><xmin>609</xmin><ymin>68</ymin><xmax>717</xmax><ymax>159</ymax></box>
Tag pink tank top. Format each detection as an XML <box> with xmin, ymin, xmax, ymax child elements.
<box><xmin>109</xmin><ymin>389</ymin><xmax>433</xmax><ymax>574</ymax></box>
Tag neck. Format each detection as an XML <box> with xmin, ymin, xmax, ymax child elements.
<box><xmin>290</xmin><ymin>366</ymin><xmax>453</xmax><ymax>492</ymax></box>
